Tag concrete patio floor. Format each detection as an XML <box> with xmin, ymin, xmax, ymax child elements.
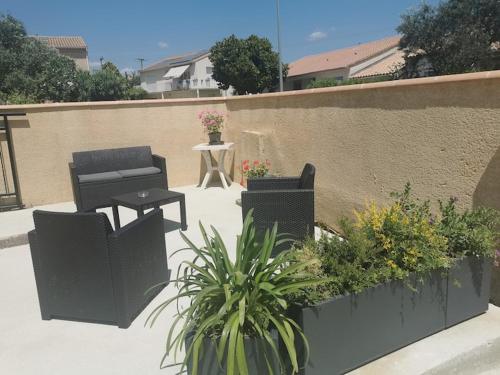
<box><xmin>1</xmin><ymin>184</ymin><xmax>499</xmax><ymax>374</ymax></box>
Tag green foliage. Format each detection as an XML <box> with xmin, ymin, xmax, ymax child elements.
<box><xmin>88</xmin><ymin>68</ymin><xmax>128</xmax><ymax>101</ymax></box>
<box><xmin>397</xmin><ymin>0</ymin><xmax>500</xmax><ymax>77</ymax></box>
<box><xmin>307</xmin><ymin>75</ymin><xmax>394</xmax><ymax>89</ymax></box>
<box><xmin>291</xmin><ymin>183</ymin><xmax>499</xmax><ymax>307</ymax></box>
<box><xmin>125</xmin><ymin>86</ymin><xmax>147</xmax><ymax>100</ymax></box>
<box><xmin>438</xmin><ymin>197</ymin><xmax>499</xmax><ymax>258</ymax></box>
<box><xmin>0</xmin><ymin>14</ymin><xmax>80</xmax><ymax>104</ymax></box>
<box><xmin>147</xmin><ymin>211</ymin><xmax>321</xmax><ymax>375</ymax></box>
<box><xmin>210</xmin><ymin>34</ymin><xmax>288</xmax><ymax>95</ymax></box>
<box><xmin>0</xmin><ymin>14</ymin><xmax>147</xmax><ymax>104</ymax></box>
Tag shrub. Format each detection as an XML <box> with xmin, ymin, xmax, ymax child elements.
<box><xmin>290</xmin><ymin>184</ymin><xmax>457</xmax><ymax>305</ymax></box>
<box><xmin>438</xmin><ymin>197</ymin><xmax>499</xmax><ymax>258</ymax></box>
<box><xmin>307</xmin><ymin>75</ymin><xmax>394</xmax><ymax>89</ymax></box>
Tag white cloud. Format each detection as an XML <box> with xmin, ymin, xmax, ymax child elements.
<box><xmin>120</xmin><ymin>67</ymin><xmax>135</xmax><ymax>75</ymax></box>
<box><xmin>158</xmin><ymin>41</ymin><xmax>168</xmax><ymax>49</ymax></box>
<box><xmin>308</xmin><ymin>31</ymin><xmax>327</xmax><ymax>42</ymax></box>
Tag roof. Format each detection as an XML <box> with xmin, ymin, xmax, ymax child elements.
<box><xmin>352</xmin><ymin>50</ymin><xmax>405</xmax><ymax>78</ymax></box>
<box><xmin>288</xmin><ymin>35</ymin><xmax>401</xmax><ymax>77</ymax></box>
<box><xmin>33</xmin><ymin>36</ymin><xmax>87</xmax><ymax>50</ymax></box>
<box><xmin>141</xmin><ymin>50</ymin><xmax>209</xmax><ymax>72</ymax></box>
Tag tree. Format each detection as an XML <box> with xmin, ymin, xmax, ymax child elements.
<box><xmin>0</xmin><ymin>14</ymin><xmax>80</xmax><ymax>103</ymax></box>
<box><xmin>209</xmin><ymin>34</ymin><xmax>287</xmax><ymax>95</ymax></box>
<box><xmin>88</xmin><ymin>61</ymin><xmax>147</xmax><ymax>101</ymax></box>
<box><xmin>0</xmin><ymin>14</ymin><xmax>147</xmax><ymax>104</ymax></box>
<box><xmin>397</xmin><ymin>0</ymin><xmax>500</xmax><ymax>77</ymax></box>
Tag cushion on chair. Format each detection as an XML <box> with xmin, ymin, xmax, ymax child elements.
<box><xmin>78</xmin><ymin>171</ymin><xmax>123</xmax><ymax>183</ymax></box>
<box><xmin>73</xmin><ymin>146</ymin><xmax>153</xmax><ymax>175</ymax></box>
<box><xmin>117</xmin><ymin>166</ymin><xmax>161</xmax><ymax>178</ymax></box>
<box><xmin>299</xmin><ymin>163</ymin><xmax>315</xmax><ymax>189</ymax></box>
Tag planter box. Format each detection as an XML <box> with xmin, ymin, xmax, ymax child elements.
<box><xmin>446</xmin><ymin>255</ymin><xmax>493</xmax><ymax>328</ymax></box>
<box><xmin>186</xmin><ymin>332</ymin><xmax>279</xmax><ymax>375</ymax></box>
<box><xmin>296</xmin><ymin>270</ymin><xmax>447</xmax><ymax>375</ymax></box>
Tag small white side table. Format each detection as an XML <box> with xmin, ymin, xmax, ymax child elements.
<box><xmin>192</xmin><ymin>142</ymin><xmax>234</xmax><ymax>189</ymax></box>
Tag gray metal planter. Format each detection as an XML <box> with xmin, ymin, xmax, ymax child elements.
<box><xmin>296</xmin><ymin>270</ymin><xmax>447</xmax><ymax>375</ymax></box>
<box><xmin>446</xmin><ymin>255</ymin><xmax>493</xmax><ymax>328</ymax></box>
<box><xmin>186</xmin><ymin>332</ymin><xmax>279</xmax><ymax>375</ymax></box>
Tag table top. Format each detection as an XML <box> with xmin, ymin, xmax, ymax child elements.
<box><xmin>192</xmin><ymin>142</ymin><xmax>234</xmax><ymax>151</ymax></box>
<box><xmin>111</xmin><ymin>188</ymin><xmax>184</xmax><ymax>209</ymax></box>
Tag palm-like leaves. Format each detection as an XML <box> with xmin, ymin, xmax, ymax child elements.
<box><xmin>147</xmin><ymin>210</ymin><xmax>320</xmax><ymax>375</ymax></box>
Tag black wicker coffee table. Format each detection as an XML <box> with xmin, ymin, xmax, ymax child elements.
<box><xmin>111</xmin><ymin>188</ymin><xmax>187</xmax><ymax>231</ymax></box>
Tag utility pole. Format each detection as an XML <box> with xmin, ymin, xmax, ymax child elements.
<box><xmin>276</xmin><ymin>0</ymin><xmax>283</xmax><ymax>92</ymax></box>
<box><xmin>137</xmin><ymin>58</ymin><xmax>145</xmax><ymax>70</ymax></box>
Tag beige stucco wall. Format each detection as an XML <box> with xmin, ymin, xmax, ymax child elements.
<box><xmin>0</xmin><ymin>71</ymin><xmax>499</xmax><ymax>224</ymax></box>
<box><xmin>1</xmin><ymin>100</ymin><xmax>226</xmax><ymax>206</ymax></box>
<box><xmin>227</xmin><ymin>72</ymin><xmax>500</xmax><ymax>229</ymax></box>
<box><xmin>57</xmin><ymin>48</ymin><xmax>90</xmax><ymax>71</ymax></box>
<box><xmin>2</xmin><ymin>71</ymin><xmax>499</xmax><ymax>303</ymax></box>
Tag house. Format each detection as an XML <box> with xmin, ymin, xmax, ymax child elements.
<box><xmin>33</xmin><ymin>36</ymin><xmax>90</xmax><ymax>71</ymax></box>
<box><xmin>139</xmin><ymin>50</ymin><xmax>228</xmax><ymax>99</ymax></box>
<box><xmin>286</xmin><ymin>36</ymin><xmax>404</xmax><ymax>90</ymax></box>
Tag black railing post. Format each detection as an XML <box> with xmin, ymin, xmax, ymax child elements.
<box><xmin>0</xmin><ymin>112</ymin><xmax>26</xmax><ymax>210</ymax></box>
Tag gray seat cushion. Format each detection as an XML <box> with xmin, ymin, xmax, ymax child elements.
<box><xmin>78</xmin><ymin>171</ymin><xmax>123</xmax><ymax>183</ymax></box>
<box><xmin>73</xmin><ymin>146</ymin><xmax>153</xmax><ymax>175</ymax></box>
<box><xmin>117</xmin><ymin>167</ymin><xmax>161</xmax><ymax>178</ymax></box>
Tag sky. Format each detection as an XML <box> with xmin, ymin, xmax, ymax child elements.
<box><xmin>1</xmin><ymin>0</ymin><xmax>440</xmax><ymax>73</ymax></box>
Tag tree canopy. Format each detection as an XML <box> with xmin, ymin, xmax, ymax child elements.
<box><xmin>397</xmin><ymin>0</ymin><xmax>500</xmax><ymax>77</ymax></box>
<box><xmin>0</xmin><ymin>14</ymin><xmax>147</xmax><ymax>104</ymax></box>
<box><xmin>209</xmin><ymin>34</ymin><xmax>287</xmax><ymax>95</ymax></box>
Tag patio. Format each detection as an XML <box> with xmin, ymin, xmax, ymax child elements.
<box><xmin>0</xmin><ymin>71</ymin><xmax>498</xmax><ymax>374</ymax></box>
<box><xmin>1</xmin><ymin>184</ymin><xmax>500</xmax><ymax>374</ymax></box>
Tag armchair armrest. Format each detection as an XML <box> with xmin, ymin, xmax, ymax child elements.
<box><xmin>28</xmin><ymin>230</ymin><xmax>51</xmax><ymax>320</ymax></box>
<box><xmin>152</xmin><ymin>154</ymin><xmax>168</xmax><ymax>189</ymax></box>
<box><xmin>247</xmin><ymin>176</ymin><xmax>301</xmax><ymax>191</ymax></box>
<box><xmin>108</xmin><ymin>209</ymin><xmax>168</xmax><ymax>328</ymax></box>
<box><xmin>69</xmin><ymin>162</ymin><xmax>83</xmax><ymax>211</ymax></box>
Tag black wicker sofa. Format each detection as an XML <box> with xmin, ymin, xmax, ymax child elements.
<box><xmin>69</xmin><ymin>146</ymin><xmax>167</xmax><ymax>211</ymax></box>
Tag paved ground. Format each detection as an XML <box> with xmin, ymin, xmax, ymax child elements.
<box><xmin>1</xmin><ymin>184</ymin><xmax>499</xmax><ymax>374</ymax></box>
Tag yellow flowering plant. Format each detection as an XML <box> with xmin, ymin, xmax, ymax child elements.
<box><xmin>354</xmin><ymin>198</ymin><xmax>450</xmax><ymax>281</ymax></box>
<box><xmin>289</xmin><ymin>184</ymin><xmax>453</xmax><ymax>305</ymax></box>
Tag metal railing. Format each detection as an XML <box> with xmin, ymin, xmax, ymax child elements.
<box><xmin>0</xmin><ymin>112</ymin><xmax>25</xmax><ymax>211</ymax></box>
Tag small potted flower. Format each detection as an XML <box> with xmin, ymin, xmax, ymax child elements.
<box><xmin>241</xmin><ymin>159</ymin><xmax>271</xmax><ymax>187</ymax></box>
<box><xmin>198</xmin><ymin>110</ymin><xmax>225</xmax><ymax>145</ymax></box>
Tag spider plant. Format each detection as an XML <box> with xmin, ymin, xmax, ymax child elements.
<box><xmin>147</xmin><ymin>210</ymin><xmax>321</xmax><ymax>375</ymax></box>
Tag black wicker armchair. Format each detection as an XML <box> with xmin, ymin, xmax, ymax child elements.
<box><xmin>69</xmin><ymin>146</ymin><xmax>168</xmax><ymax>211</ymax></box>
<box><xmin>28</xmin><ymin>208</ymin><xmax>168</xmax><ymax>328</ymax></box>
<box><xmin>241</xmin><ymin>163</ymin><xmax>315</xmax><ymax>255</ymax></box>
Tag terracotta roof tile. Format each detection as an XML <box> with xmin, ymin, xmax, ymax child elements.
<box><xmin>34</xmin><ymin>36</ymin><xmax>87</xmax><ymax>50</ymax></box>
<box><xmin>352</xmin><ymin>50</ymin><xmax>405</xmax><ymax>78</ymax></box>
<box><xmin>288</xmin><ymin>35</ymin><xmax>401</xmax><ymax>77</ymax></box>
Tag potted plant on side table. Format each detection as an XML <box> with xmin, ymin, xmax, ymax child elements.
<box><xmin>199</xmin><ymin>110</ymin><xmax>225</xmax><ymax>145</ymax></box>
<box><xmin>147</xmin><ymin>210</ymin><xmax>321</xmax><ymax>375</ymax></box>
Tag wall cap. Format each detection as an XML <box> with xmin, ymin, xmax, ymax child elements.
<box><xmin>0</xmin><ymin>70</ymin><xmax>499</xmax><ymax>111</ymax></box>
